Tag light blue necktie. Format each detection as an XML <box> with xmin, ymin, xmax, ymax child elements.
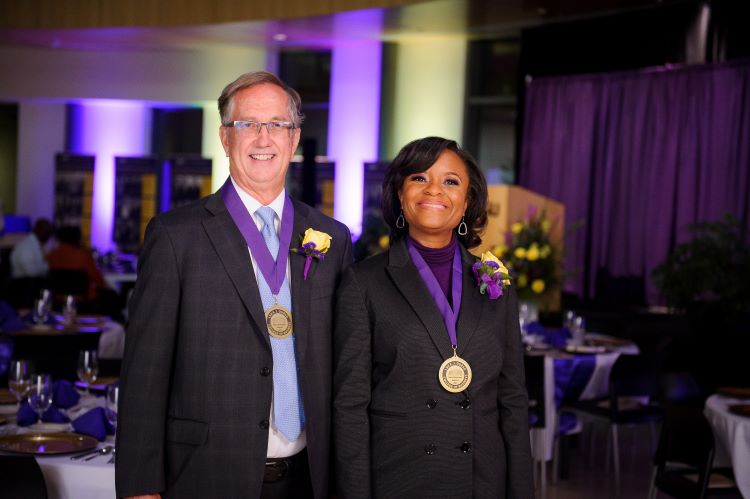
<box><xmin>255</xmin><ymin>206</ymin><xmax>304</xmax><ymax>441</ymax></box>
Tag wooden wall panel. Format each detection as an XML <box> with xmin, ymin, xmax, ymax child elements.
<box><xmin>1</xmin><ymin>0</ymin><xmax>425</xmax><ymax>29</ymax></box>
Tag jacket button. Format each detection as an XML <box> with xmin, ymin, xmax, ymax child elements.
<box><xmin>458</xmin><ymin>399</ymin><xmax>471</xmax><ymax>410</ymax></box>
<box><xmin>426</xmin><ymin>399</ymin><xmax>437</xmax><ymax>409</ymax></box>
<box><xmin>260</xmin><ymin>367</ymin><xmax>271</xmax><ymax>376</ymax></box>
<box><xmin>259</xmin><ymin>419</ymin><xmax>270</xmax><ymax>429</ymax></box>
<box><xmin>424</xmin><ymin>443</ymin><xmax>436</xmax><ymax>455</ymax></box>
<box><xmin>460</xmin><ymin>441</ymin><xmax>472</xmax><ymax>453</ymax></box>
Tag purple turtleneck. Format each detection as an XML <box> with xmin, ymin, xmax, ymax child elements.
<box><xmin>409</xmin><ymin>233</ymin><xmax>458</xmax><ymax>302</ymax></box>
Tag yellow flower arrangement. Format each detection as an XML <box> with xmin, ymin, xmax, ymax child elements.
<box><xmin>494</xmin><ymin>208</ymin><xmax>560</xmax><ymax>300</ymax></box>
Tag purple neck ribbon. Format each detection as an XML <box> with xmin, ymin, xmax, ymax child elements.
<box><xmin>407</xmin><ymin>237</ymin><xmax>463</xmax><ymax>349</ymax></box>
<box><xmin>221</xmin><ymin>180</ymin><xmax>294</xmax><ymax>296</ymax></box>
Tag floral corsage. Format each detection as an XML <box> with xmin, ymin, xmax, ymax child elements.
<box><xmin>471</xmin><ymin>251</ymin><xmax>511</xmax><ymax>300</ymax></box>
<box><xmin>296</xmin><ymin>228</ymin><xmax>332</xmax><ymax>280</ymax></box>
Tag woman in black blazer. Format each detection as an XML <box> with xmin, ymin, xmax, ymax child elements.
<box><xmin>333</xmin><ymin>137</ymin><xmax>534</xmax><ymax>498</ymax></box>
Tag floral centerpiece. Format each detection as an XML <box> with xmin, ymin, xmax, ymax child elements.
<box><xmin>492</xmin><ymin>207</ymin><xmax>560</xmax><ymax>301</ymax></box>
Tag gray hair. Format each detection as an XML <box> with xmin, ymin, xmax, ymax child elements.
<box><xmin>218</xmin><ymin>71</ymin><xmax>304</xmax><ymax>128</ymax></box>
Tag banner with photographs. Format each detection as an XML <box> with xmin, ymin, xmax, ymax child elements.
<box><xmin>54</xmin><ymin>153</ymin><xmax>95</xmax><ymax>247</ymax></box>
<box><xmin>114</xmin><ymin>157</ymin><xmax>159</xmax><ymax>254</ymax></box>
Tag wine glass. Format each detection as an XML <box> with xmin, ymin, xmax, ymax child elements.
<box><xmin>77</xmin><ymin>350</ymin><xmax>99</xmax><ymax>396</ymax></box>
<box><xmin>28</xmin><ymin>374</ymin><xmax>53</xmax><ymax>424</ymax></box>
<box><xmin>8</xmin><ymin>360</ymin><xmax>31</xmax><ymax>403</ymax></box>
<box><xmin>105</xmin><ymin>384</ymin><xmax>119</xmax><ymax>436</ymax></box>
<box><xmin>31</xmin><ymin>298</ymin><xmax>50</xmax><ymax>325</ymax></box>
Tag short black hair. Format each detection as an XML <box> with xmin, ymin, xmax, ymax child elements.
<box><xmin>382</xmin><ymin>136</ymin><xmax>488</xmax><ymax>249</ymax></box>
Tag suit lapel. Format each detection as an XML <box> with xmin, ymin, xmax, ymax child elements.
<box><xmin>203</xmin><ymin>191</ymin><xmax>270</xmax><ymax>349</ymax></box>
<box><xmin>455</xmin><ymin>246</ymin><xmax>483</xmax><ymax>356</ymax></box>
<box><xmin>387</xmin><ymin>238</ymin><xmax>454</xmax><ymax>359</ymax></box>
<box><xmin>289</xmin><ymin>199</ymin><xmax>314</xmax><ymax>363</ymax></box>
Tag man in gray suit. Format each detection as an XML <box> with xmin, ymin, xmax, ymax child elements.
<box><xmin>116</xmin><ymin>71</ymin><xmax>352</xmax><ymax>499</ymax></box>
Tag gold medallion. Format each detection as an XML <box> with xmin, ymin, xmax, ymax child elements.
<box><xmin>266</xmin><ymin>304</ymin><xmax>293</xmax><ymax>339</ymax></box>
<box><xmin>438</xmin><ymin>353</ymin><xmax>472</xmax><ymax>393</ymax></box>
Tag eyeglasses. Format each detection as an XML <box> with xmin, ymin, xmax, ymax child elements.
<box><xmin>224</xmin><ymin>120</ymin><xmax>296</xmax><ymax>137</ymax></box>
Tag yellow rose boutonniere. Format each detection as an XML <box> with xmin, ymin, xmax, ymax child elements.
<box><xmin>297</xmin><ymin>228</ymin><xmax>332</xmax><ymax>280</ymax></box>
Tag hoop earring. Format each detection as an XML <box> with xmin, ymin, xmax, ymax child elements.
<box><xmin>396</xmin><ymin>211</ymin><xmax>406</xmax><ymax>229</ymax></box>
<box><xmin>457</xmin><ymin>216</ymin><xmax>468</xmax><ymax>236</ymax></box>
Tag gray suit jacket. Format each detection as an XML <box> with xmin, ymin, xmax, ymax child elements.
<box><xmin>115</xmin><ymin>188</ymin><xmax>352</xmax><ymax>498</ymax></box>
<box><xmin>333</xmin><ymin>237</ymin><xmax>533</xmax><ymax>499</ymax></box>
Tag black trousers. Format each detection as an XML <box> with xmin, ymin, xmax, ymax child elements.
<box><xmin>260</xmin><ymin>449</ymin><xmax>313</xmax><ymax>499</ymax></box>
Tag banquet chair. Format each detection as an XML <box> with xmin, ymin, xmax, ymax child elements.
<box><xmin>648</xmin><ymin>404</ymin><xmax>741</xmax><ymax>499</ymax></box>
<box><xmin>563</xmin><ymin>354</ymin><xmax>662</xmax><ymax>487</ymax></box>
<box><xmin>0</xmin><ymin>455</ymin><xmax>48</xmax><ymax>498</ymax></box>
<box><xmin>524</xmin><ymin>354</ymin><xmax>547</xmax><ymax>494</ymax></box>
<box><xmin>48</xmin><ymin>269</ymin><xmax>89</xmax><ymax>305</ymax></box>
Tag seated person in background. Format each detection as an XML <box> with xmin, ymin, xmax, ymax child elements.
<box><xmin>9</xmin><ymin>218</ymin><xmax>54</xmax><ymax>278</ymax></box>
<box><xmin>47</xmin><ymin>226</ymin><xmax>106</xmax><ymax>302</ymax></box>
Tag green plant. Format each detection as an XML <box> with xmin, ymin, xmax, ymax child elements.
<box><xmin>651</xmin><ymin>215</ymin><xmax>750</xmax><ymax>321</ymax></box>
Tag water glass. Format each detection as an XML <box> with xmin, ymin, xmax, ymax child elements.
<box><xmin>571</xmin><ymin>315</ymin><xmax>586</xmax><ymax>346</ymax></box>
<box><xmin>63</xmin><ymin>295</ymin><xmax>77</xmax><ymax>326</ymax></box>
<box><xmin>105</xmin><ymin>384</ymin><xmax>119</xmax><ymax>434</ymax></box>
<box><xmin>8</xmin><ymin>360</ymin><xmax>31</xmax><ymax>402</ymax></box>
<box><xmin>28</xmin><ymin>374</ymin><xmax>53</xmax><ymax>421</ymax></box>
<box><xmin>77</xmin><ymin>350</ymin><xmax>99</xmax><ymax>395</ymax></box>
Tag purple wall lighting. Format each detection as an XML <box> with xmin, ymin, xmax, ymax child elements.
<box><xmin>327</xmin><ymin>14</ymin><xmax>383</xmax><ymax>237</ymax></box>
<box><xmin>68</xmin><ymin>100</ymin><xmax>151</xmax><ymax>252</ymax></box>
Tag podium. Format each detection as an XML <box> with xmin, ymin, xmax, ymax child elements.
<box><xmin>471</xmin><ymin>185</ymin><xmax>565</xmax><ymax>310</ymax></box>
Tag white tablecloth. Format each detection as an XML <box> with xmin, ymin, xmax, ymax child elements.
<box><xmin>37</xmin><ymin>449</ymin><xmax>115</xmax><ymax>499</ymax></box>
<box><xmin>704</xmin><ymin>394</ymin><xmax>750</xmax><ymax>498</ymax></box>
<box><xmin>98</xmin><ymin>321</ymin><xmax>125</xmax><ymax>359</ymax></box>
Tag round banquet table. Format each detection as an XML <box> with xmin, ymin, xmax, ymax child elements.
<box><xmin>527</xmin><ymin>333</ymin><xmax>639</xmax><ymax>462</ymax></box>
<box><xmin>0</xmin><ymin>395</ymin><xmax>116</xmax><ymax>498</ymax></box>
<box><xmin>704</xmin><ymin>394</ymin><xmax>750</xmax><ymax>498</ymax></box>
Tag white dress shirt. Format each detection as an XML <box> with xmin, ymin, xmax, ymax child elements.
<box><xmin>230</xmin><ymin>178</ymin><xmax>306</xmax><ymax>458</ymax></box>
<box><xmin>10</xmin><ymin>233</ymin><xmax>48</xmax><ymax>278</ymax></box>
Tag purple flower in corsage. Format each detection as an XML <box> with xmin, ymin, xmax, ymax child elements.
<box><xmin>296</xmin><ymin>228</ymin><xmax>332</xmax><ymax>280</ymax></box>
<box><xmin>472</xmin><ymin>251</ymin><xmax>511</xmax><ymax>300</ymax></box>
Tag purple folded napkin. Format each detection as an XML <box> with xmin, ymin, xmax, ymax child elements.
<box><xmin>17</xmin><ymin>401</ymin><xmax>70</xmax><ymax>426</ymax></box>
<box><xmin>0</xmin><ymin>300</ymin><xmax>25</xmax><ymax>332</ymax></box>
<box><xmin>72</xmin><ymin>407</ymin><xmax>114</xmax><ymax>441</ymax></box>
<box><xmin>524</xmin><ymin>322</ymin><xmax>571</xmax><ymax>348</ymax></box>
<box><xmin>53</xmin><ymin>380</ymin><xmax>80</xmax><ymax>409</ymax></box>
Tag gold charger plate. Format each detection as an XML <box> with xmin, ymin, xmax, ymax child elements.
<box><xmin>564</xmin><ymin>345</ymin><xmax>608</xmax><ymax>355</ymax></box>
<box><xmin>0</xmin><ymin>388</ymin><xmax>17</xmax><ymax>405</ymax></box>
<box><xmin>0</xmin><ymin>432</ymin><xmax>97</xmax><ymax>455</ymax></box>
<box><xmin>717</xmin><ymin>387</ymin><xmax>750</xmax><ymax>399</ymax></box>
<box><xmin>728</xmin><ymin>404</ymin><xmax>750</xmax><ymax>418</ymax></box>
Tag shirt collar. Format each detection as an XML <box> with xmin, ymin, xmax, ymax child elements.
<box><xmin>230</xmin><ymin>177</ymin><xmax>286</xmax><ymax>223</ymax></box>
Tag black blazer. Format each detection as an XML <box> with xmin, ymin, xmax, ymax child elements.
<box><xmin>115</xmin><ymin>188</ymin><xmax>352</xmax><ymax>498</ymax></box>
<box><xmin>333</xmin><ymin>237</ymin><xmax>533</xmax><ymax>499</ymax></box>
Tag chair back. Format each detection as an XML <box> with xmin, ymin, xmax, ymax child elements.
<box><xmin>658</xmin><ymin>371</ymin><xmax>704</xmax><ymax>407</ymax></box>
<box><xmin>610</xmin><ymin>354</ymin><xmax>658</xmax><ymax>396</ymax></box>
<box><xmin>0</xmin><ymin>455</ymin><xmax>48</xmax><ymax>498</ymax></box>
<box><xmin>48</xmin><ymin>269</ymin><xmax>88</xmax><ymax>297</ymax></box>
<box><xmin>524</xmin><ymin>354</ymin><xmax>545</xmax><ymax>428</ymax></box>
<box><xmin>654</xmin><ymin>404</ymin><xmax>716</xmax><ymax>497</ymax></box>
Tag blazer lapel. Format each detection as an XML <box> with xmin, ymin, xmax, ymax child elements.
<box><xmin>289</xmin><ymin>199</ymin><xmax>314</xmax><ymax>363</ymax></box>
<box><xmin>386</xmin><ymin>238</ymin><xmax>454</xmax><ymax>360</ymax></box>
<box><xmin>455</xmin><ymin>246</ymin><xmax>483</xmax><ymax>356</ymax></box>
<box><xmin>202</xmin><ymin>191</ymin><xmax>270</xmax><ymax>349</ymax></box>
